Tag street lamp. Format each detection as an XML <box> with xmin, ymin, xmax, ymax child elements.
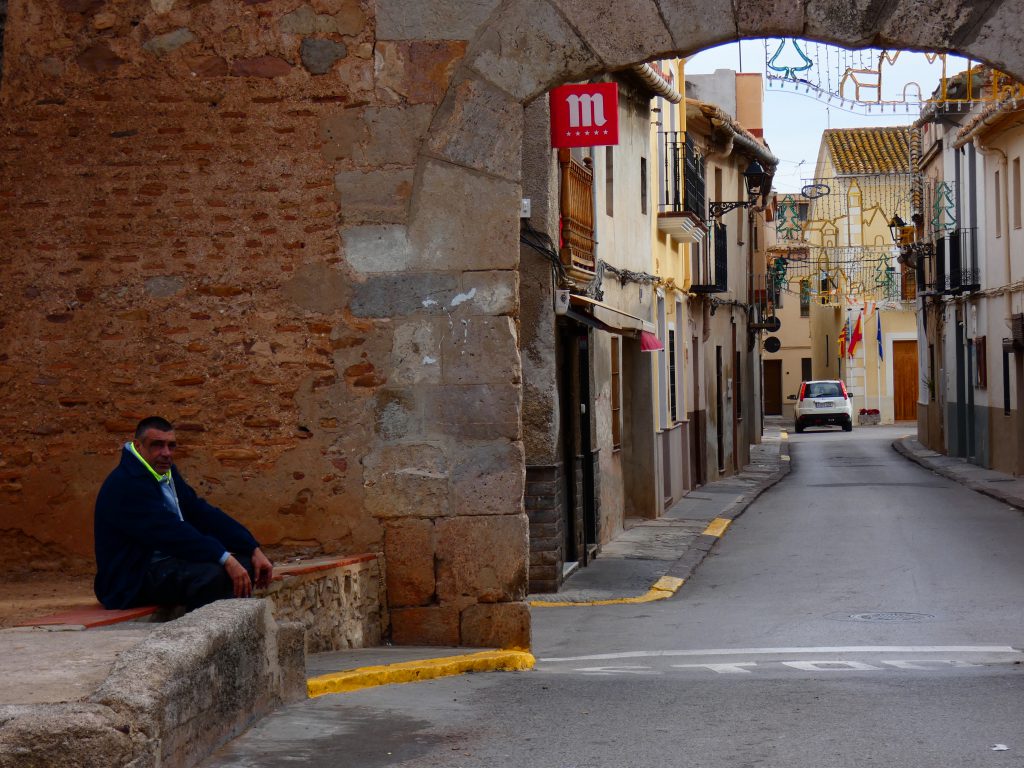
<box><xmin>888</xmin><ymin>215</ymin><xmax>907</xmax><ymax>244</ymax></box>
<box><xmin>708</xmin><ymin>158</ymin><xmax>771</xmax><ymax>219</ymax></box>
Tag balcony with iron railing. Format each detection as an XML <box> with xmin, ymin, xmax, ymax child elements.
<box><xmin>557</xmin><ymin>148</ymin><xmax>596</xmax><ymax>282</ymax></box>
<box><xmin>690</xmin><ymin>222</ymin><xmax>728</xmax><ymax>294</ymax></box>
<box><xmin>922</xmin><ymin>227</ymin><xmax>980</xmax><ymax>295</ymax></box>
<box><xmin>657</xmin><ymin>131</ymin><xmax>708</xmax><ymax>243</ymax></box>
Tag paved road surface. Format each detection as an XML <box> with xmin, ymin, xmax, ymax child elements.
<box><xmin>205</xmin><ymin>426</ymin><xmax>1024</xmax><ymax>767</ymax></box>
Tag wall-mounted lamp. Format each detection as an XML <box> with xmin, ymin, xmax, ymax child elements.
<box><xmin>708</xmin><ymin>159</ymin><xmax>769</xmax><ymax>220</ymax></box>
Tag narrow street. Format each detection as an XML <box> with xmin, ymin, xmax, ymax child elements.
<box><xmin>206</xmin><ymin>426</ymin><xmax>1024</xmax><ymax>767</ymax></box>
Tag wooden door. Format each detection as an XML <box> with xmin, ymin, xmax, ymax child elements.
<box><xmin>893</xmin><ymin>340</ymin><xmax>918</xmax><ymax>421</ymax></box>
<box><xmin>763</xmin><ymin>359</ymin><xmax>783</xmax><ymax>415</ymax></box>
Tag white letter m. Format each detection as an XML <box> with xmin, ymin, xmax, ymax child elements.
<box><xmin>566</xmin><ymin>93</ymin><xmax>607</xmax><ymax>129</ymax></box>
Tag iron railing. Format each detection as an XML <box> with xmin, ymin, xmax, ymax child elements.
<box><xmin>659</xmin><ymin>131</ymin><xmax>705</xmax><ymax>219</ymax></box>
<box><xmin>691</xmin><ymin>222</ymin><xmax>728</xmax><ymax>293</ymax></box>
<box><xmin>929</xmin><ymin>228</ymin><xmax>979</xmax><ymax>294</ymax></box>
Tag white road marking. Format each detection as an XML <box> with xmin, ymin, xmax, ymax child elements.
<box><xmin>539</xmin><ymin>646</ymin><xmax>1020</xmax><ymax>663</ymax></box>
<box><xmin>670</xmin><ymin>663</ymin><xmax>757</xmax><ymax>674</ymax></box>
<box><xmin>882</xmin><ymin>659</ymin><xmax>981</xmax><ymax>669</ymax></box>
<box><xmin>574</xmin><ymin>665</ymin><xmax>658</xmax><ymax>675</ymax></box>
<box><xmin>781</xmin><ymin>660</ymin><xmax>881</xmax><ymax>671</ymax></box>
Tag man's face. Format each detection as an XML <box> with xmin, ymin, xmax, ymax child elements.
<box><xmin>134</xmin><ymin>429</ymin><xmax>177</xmax><ymax>474</ymax></box>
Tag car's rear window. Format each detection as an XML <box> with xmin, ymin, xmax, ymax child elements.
<box><xmin>807</xmin><ymin>382</ymin><xmax>842</xmax><ymax>398</ymax></box>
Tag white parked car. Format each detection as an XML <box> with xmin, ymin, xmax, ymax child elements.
<box><xmin>793</xmin><ymin>380</ymin><xmax>853</xmax><ymax>433</ymax></box>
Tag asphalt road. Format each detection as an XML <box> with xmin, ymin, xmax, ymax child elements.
<box><xmin>205</xmin><ymin>426</ymin><xmax>1024</xmax><ymax>767</ymax></box>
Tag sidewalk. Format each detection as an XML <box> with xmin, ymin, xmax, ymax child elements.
<box><xmin>893</xmin><ymin>436</ymin><xmax>1024</xmax><ymax>510</ymax></box>
<box><xmin>530</xmin><ymin>417</ymin><xmax>791</xmax><ymax>605</ymax></box>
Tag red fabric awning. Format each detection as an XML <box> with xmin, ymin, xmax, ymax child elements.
<box><xmin>639</xmin><ymin>330</ymin><xmax>663</xmax><ymax>351</ymax></box>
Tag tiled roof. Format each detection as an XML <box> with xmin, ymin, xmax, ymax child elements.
<box><xmin>824</xmin><ymin>127</ymin><xmax>913</xmax><ymax>174</ymax></box>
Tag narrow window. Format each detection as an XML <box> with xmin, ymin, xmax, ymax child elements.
<box><xmin>605</xmin><ymin>147</ymin><xmax>614</xmax><ymax>217</ymax></box>
<box><xmin>799</xmin><ymin>279</ymin><xmax>810</xmax><ymax>317</ymax></box>
<box><xmin>1014</xmin><ymin>157</ymin><xmax>1021</xmax><ymax>229</ymax></box>
<box><xmin>801</xmin><ymin>357</ymin><xmax>812</xmax><ymax>382</ymax></box>
<box><xmin>825</xmin><ymin>335</ymin><xmax>830</xmax><ymax>368</ymax></box>
<box><xmin>714</xmin><ymin>167</ymin><xmax>723</xmax><ymax>205</ymax></box>
<box><xmin>995</xmin><ymin>169</ymin><xmax>1002</xmax><ymax>236</ymax></box>
<box><xmin>668</xmin><ymin>328</ymin><xmax>678</xmax><ymax>422</ymax></box>
<box><xmin>640</xmin><ymin>157</ymin><xmax>648</xmax><ymax>215</ymax></box>
<box><xmin>929</xmin><ymin>344</ymin><xmax>937</xmax><ymax>402</ymax></box>
<box><xmin>1004</xmin><ymin>348</ymin><xmax>1012</xmax><ymax>415</ymax></box>
<box><xmin>611</xmin><ymin>336</ymin><xmax>622</xmax><ymax>449</ymax></box>
<box><xmin>735</xmin><ymin>350</ymin><xmax>742</xmax><ymax>420</ymax></box>
<box><xmin>976</xmin><ymin>336</ymin><xmax>988</xmax><ymax>388</ymax></box>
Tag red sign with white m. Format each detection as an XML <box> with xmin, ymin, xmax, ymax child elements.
<box><xmin>550</xmin><ymin>83</ymin><xmax>619</xmax><ymax>149</ymax></box>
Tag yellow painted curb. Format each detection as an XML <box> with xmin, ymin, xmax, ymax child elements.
<box><xmin>702</xmin><ymin>517</ymin><xmax>731</xmax><ymax>537</ymax></box>
<box><xmin>781</xmin><ymin>431</ymin><xmax>789</xmax><ymax>440</ymax></box>
<box><xmin>307</xmin><ymin>650</ymin><xmax>536</xmax><ymax>698</ymax></box>
<box><xmin>530</xmin><ymin>575</ymin><xmax>685</xmax><ymax>608</ymax></box>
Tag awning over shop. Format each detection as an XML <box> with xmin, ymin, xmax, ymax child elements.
<box><xmin>569</xmin><ymin>294</ymin><xmax>657</xmax><ymax>334</ymax></box>
<box><xmin>639</xmin><ymin>330</ymin><xmax>664</xmax><ymax>351</ymax></box>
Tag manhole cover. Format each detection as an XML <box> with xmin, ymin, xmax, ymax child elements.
<box><xmin>848</xmin><ymin>612</ymin><xmax>934</xmax><ymax>622</ymax></box>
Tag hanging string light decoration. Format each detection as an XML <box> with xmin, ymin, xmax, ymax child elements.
<box><xmin>763</xmin><ymin>39</ymin><xmax>1024</xmax><ymax>114</ymax></box>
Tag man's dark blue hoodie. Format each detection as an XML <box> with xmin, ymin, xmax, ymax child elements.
<box><xmin>94</xmin><ymin>445</ymin><xmax>259</xmax><ymax>609</ymax></box>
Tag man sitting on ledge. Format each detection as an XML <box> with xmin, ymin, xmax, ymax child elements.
<box><xmin>94</xmin><ymin>416</ymin><xmax>273</xmax><ymax>612</ymax></box>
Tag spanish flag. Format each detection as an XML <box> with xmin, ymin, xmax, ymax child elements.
<box><xmin>838</xmin><ymin>319</ymin><xmax>848</xmax><ymax>358</ymax></box>
<box><xmin>847</xmin><ymin>312</ymin><xmax>863</xmax><ymax>357</ymax></box>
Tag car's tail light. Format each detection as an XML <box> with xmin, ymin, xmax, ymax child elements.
<box><xmin>798</xmin><ymin>383</ymin><xmax>806</xmax><ymax>401</ymax></box>
<box><xmin>840</xmin><ymin>381</ymin><xmax>849</xmax><ymax>400</ymax></box>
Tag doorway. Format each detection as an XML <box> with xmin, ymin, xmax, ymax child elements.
<box><xmin>893</xmin><ymin>340</ymin><xmax>919</xmax><ymax>421</ymax></box>
<box><xmin>764</xmin><ymin>359</ymin><xmax>783</xmax><ymax>415</ymax></box>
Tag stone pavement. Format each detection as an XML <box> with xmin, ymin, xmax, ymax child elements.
<box><xmin>893</xmin><ymin>436</ymin><xmax>1024</xmax><ymax>511</ymax></box>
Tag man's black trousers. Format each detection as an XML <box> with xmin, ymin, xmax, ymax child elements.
<box><xmin>137</xmin><ymin>554</ymin><xmax>255</xmax><ymax>612</ymax></box>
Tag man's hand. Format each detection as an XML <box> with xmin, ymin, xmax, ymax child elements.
<box><xmin>252</xmin><ymin>547</ymin><xmax>274</xmax><ymax>590</ymax></box>
<box><xmin>223</xmin><ymin>555</ymin><xmax>252</xmax><ymax>598</ymax></box>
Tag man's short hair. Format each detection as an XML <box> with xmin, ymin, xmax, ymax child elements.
<box><xmin>135</xmin><ymin>416</ymin><xmax>174</xmax><ymax>440</ymax></box>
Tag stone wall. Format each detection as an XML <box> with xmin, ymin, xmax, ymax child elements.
<box><xmin>260</xmin><ymin>554</ymin><xmax>387</xmax><ymax>653</ymax></box>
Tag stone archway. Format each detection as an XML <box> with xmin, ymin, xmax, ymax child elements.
<box><xmin>369</xmin><ymin>0</ymin><xmax>1024</xmax><ymax>646</ymax></box>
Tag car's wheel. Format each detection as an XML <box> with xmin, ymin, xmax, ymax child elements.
<box><xmin>795</xmin><ymin>419</ymin><xmax>805</xmax><ymax>434</ymax></box>
<box><xmin>842</xmin><ymin>419</ymin><xmax>853</xmax><ymax>432</ymax></box>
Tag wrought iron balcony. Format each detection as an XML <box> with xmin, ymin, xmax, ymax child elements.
<box><xmin>928</xmin><ymin>228</ymin><xmax>980</xmax><ymax>295</ymax></box>
<box><xmin>690</xmin><ymin>222</ymin><xmax>728</xmax><ymax>294</ymax></box>
<box><xmin>657</xmin><ymin>131</ymin><xmax>707</xmax><ymax>243</ymax></box>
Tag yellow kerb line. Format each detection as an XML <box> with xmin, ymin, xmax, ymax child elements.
<box><xmin>702</xmin><ymin>517</ymin><xmax>731</xmax><ymax>538</ymax></box>
<box><xmin>530</xmin><ymin>575</ymin><xmax>685</xmax><ymax>608</ymax></box>
<box><xmin>307</xmin><ymin>650</ymin><xmax>536</xmax><ymax>698</ymax></box>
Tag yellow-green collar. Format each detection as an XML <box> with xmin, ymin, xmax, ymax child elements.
<box><xmin>128</xmin><ymin>442</ymin><xmax>171</xmax><ymax>483</ymax></box>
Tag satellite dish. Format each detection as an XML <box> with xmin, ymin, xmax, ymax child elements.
<box><xmin>764</xmin><ymin>336</ymin><xmax>782</xmax><ymax>353</ymax></box>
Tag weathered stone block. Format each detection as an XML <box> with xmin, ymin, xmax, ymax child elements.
<box><xmin>436</xmin><ymin>513</ymin><xmax>528</xmax><ymax>602</ymax></box>
<box><xmin>460</xmin><ymin>601</ymin><xmax>531</xmax><ymax>649</ymax></box>
<box><xmin>301</xmin><ymin>38</ymin><xmax>349</xmax><ymax>75</ymax></box>
<box><xmin>144</xmin><ymin>275</ymin><xmax>186</xmax><ymax>298</ymax></box>
<box><xmin>376</xmin><ymin>40</ymin><xmax>467</xmax><ymax>105</ymax></box>
<box><xmin>390</xmin><ymin>605</ymin><xmax>460</xmax><ymax>645</ymax></box>
<box><xmin>342</xmin><ymin>225</ymin><xmax>415</xmax><ymax>274</ymax></box>
<box><xmin>657</xmin><ymin>0</ymin><xmax>737</xmax><ymax>56</ymax></box>
<box><xmin>384</xmin><ymin>518</ymin><xmax>436</xmax><ymax>607</ymax></box>
<box><xmin>280</xmin><ymin>4</ymin><xmax>364</xmax><ymax>36</ymax></box>
<box><xmin>425</xmin><ymin>74</ymin><xmax>523</xmax><ymax>181</ymax></box>
<box><xmin>375</xmin><ymin>0</ymin><xmax>499</xmax><ymax>40</ymax></box>
<box><xmin>335</xmin><ymin>170</ymin><xmax>413</xmax><ymax>224</ymax></box>
<box><xmin>457</xmin><ymin>270</ymin><xmax>517</xmax><ymax>316</ymax></box>
<box><xmin>363</xmin><ymin>443</ymin><xmax>449</xmax><ymax>518</ymax></box>
<box><xmin>736</xmin><ymin>0</ymin><xmax>803</xmax><ymax>37</ymax></box>
<box><xmin>231</xmin><ymin>56</ymin><xmax>293</xmax><ymax>78</ymax></box>
<box><xmin>349</xmin><ymin>272</ymin><xmax>458</xmax><ymax>317</ymax></box>
<box><xmin>548</xmin><ymin>0</ymin><xmax>676</xmax><ymax>68</ymax></box>
<box><xmin>282</xmin><ymin>262</ymin><xmax>349</xmax><ymax>314</ymax></box>
<box><xmin>320</xmin><ymin>105</ymin><xmax>433</xmax><ymax>166</ymax></box>
<box><xmin>450</xmin><ymin>439</ymin><xmax>523</xmax><ymax>516</ymax></box>
<box><xmin>409</xmin><ymin>160</ymin><xmax>520</xmax><ymax>271</ymax></box>
<box><xmin>423</xmin><ymin>384</ymin><xmax>520</xmax><ymax>440</ymax></box>
<box><xmin>391</xmin><ymin>318</ymin><xmax>443</xmax><ymax>385</ymax></box>
<box><xmin>465</xmin><ymin>0</ymin><xmax>601</xmax><ymax>102</ymax></box>
<box><xmin>372</xmin><ymin>389</ymin><xmax>422</xmax><ymax>441</ymax></box>
<box><xmin>441</xmin><ymin>316</ymin><xmax>520</xmax><ymax>386</ymax></box>
<box><xmin>143</xmin><ymin>28</ymin><xmax>196</xmax><ymax>56</ymax></box>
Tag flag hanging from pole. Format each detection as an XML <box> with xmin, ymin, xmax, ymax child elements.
<box><xmin>876</xmin><ymin>311</ymin><xmax>884</xmax><ymax>361</ymax></box>
<box><xmin>838</xmin><ymin>318</ymin><xmax>848</xmax><ymax>358</ymax></box>
<box><xmin>848</xmin><ymin>312</ymin><xmax>863</xmax><ymax>357</ymax></box>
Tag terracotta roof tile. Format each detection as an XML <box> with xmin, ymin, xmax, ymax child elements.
<box><xmin>824</xmin><ymin>126</ymin><xmax>913</xmax><ymax>174</ymax></box>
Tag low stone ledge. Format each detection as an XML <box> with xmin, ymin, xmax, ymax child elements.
<box><xmin>0</xmin><ymin>600</ymin><xmax>306</xmax><ymax>768</ymax></box>
<box><xmin>258</xmin><ymin>553</ymin><xmax>388</xmax><ymax>653</ymax></box>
